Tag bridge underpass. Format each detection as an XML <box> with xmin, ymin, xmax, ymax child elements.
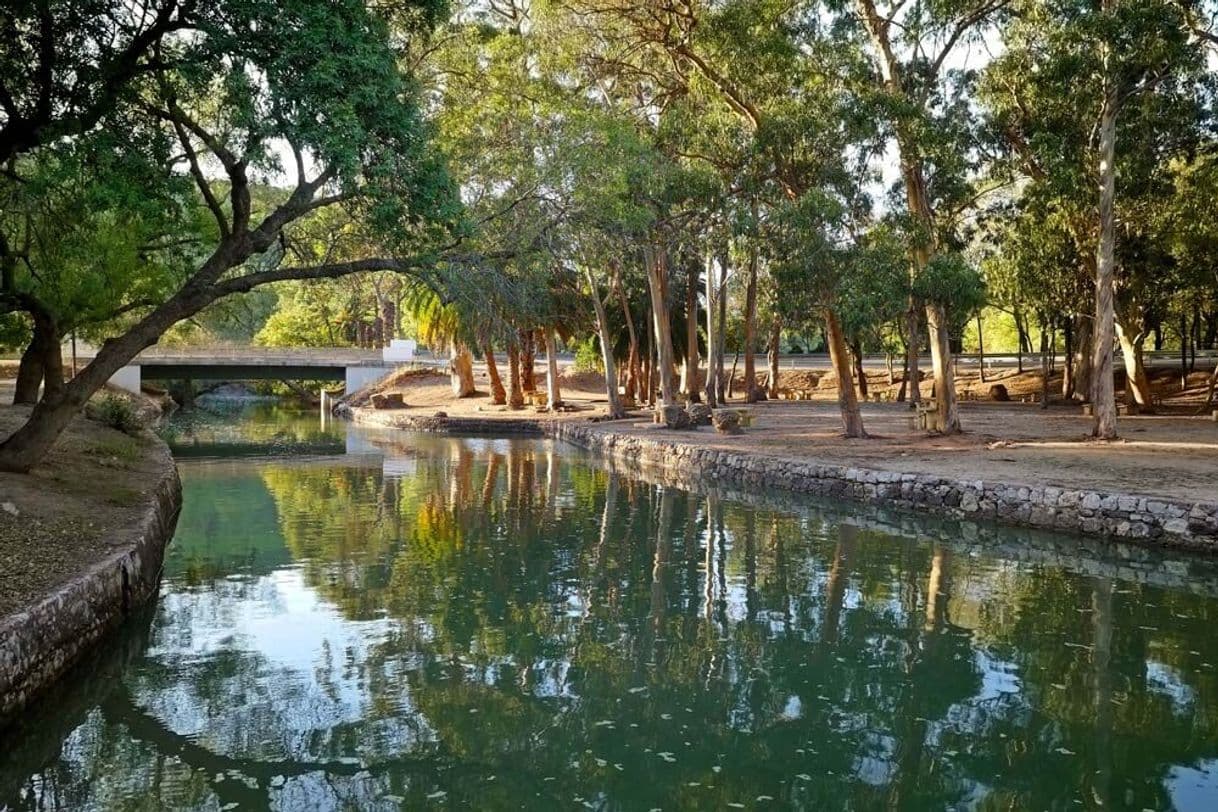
<box><xmin>102</xmin><ymin>348</ymin><xmax>419</xmax><ymax>396</ymax></box>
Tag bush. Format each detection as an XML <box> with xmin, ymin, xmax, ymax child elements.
<box><xmin>572</xmin><ymin>336</ymin><xmax>604</xmax><ymax>374</ymax></box>
<box><xmin>89</xmin><ymin>395</ymin><xmax>143</xmax><ymax>435</ymax></box>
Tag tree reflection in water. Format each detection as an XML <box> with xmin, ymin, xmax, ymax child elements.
<box><xmin>5</xmin><ymin>425</ymin><xmax>1218</xmax><ymax>810</ymax></box>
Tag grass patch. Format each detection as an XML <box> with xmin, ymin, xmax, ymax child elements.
<box><xmin>84</xmin><ymin>437</ymin><xmax>141</xmax><ymax>464</ymax></box>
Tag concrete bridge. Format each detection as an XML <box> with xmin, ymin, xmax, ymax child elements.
<box><xmin>105</xmin><ymin>342</ymin><xmax>424</xmax><ymax>395</ymax></box>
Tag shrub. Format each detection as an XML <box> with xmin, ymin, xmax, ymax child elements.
<box><xmin>90</xmin><ymin>395</ymin><xmax>143</xmax><ymax>435</ymax></box>
<box><xmin>572</xmin><ymin>336</ymin><xmax>604</xmax><ymax>374</ymax></box>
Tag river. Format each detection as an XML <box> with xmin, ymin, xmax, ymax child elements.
<box><xmin>2</xmin><ymin>403</ymin><xmax>1218</xmax><ymax>810</ymax></box>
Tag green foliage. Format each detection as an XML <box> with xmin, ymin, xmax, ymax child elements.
<box><xmin>572</xmin><ymin>336</ymin><xmax>604</xmax><ymax>374</ymax></box>
<box><xmin>88</xmin><ymin>395</ymin><xmax>143</xmax><ymax>435</ymax></box>
<box><xmin>914</xmin><ymin>253</ymin><xmax>987</xmax><ymax>318</ymax></box>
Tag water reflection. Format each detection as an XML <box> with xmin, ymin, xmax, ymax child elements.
<box><xmin>3</xmin><ymin>408</ymin><xmax>1218</xmax><ymax>810</ymax></box>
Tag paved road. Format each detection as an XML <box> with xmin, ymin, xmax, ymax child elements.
<box><xmin>46</xmin><ymin>346</ymin><xmax>1214</xmax><ymax>373</ymax></box>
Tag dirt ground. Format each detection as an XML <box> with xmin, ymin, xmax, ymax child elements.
<box><xmin>357</xmin><ymin>363</ymin><xmax>1218</xmax><ymax>505</ymax></box>
<box><xmin>0</xmin><ymin>383</ymin><xmax>170</xmax><ymax>618</ymax></box>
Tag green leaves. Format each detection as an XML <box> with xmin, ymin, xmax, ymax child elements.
<box><xmin>913</xmin><ymin>252</ymin><xmax>986</xmax><ymax>316</ymax></box>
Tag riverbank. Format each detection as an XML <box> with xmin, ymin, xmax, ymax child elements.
<box><xmin>345</xmin><ymin>395</ymin><xmax>1218</xmax><ymax>551</ymax></box>
<box><xmin>0</xmin><ymin>400</ymin><xmax>182</xmax><ymax>724</ymax></box>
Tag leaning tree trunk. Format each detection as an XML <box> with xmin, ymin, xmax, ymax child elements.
<box><xmin>0</xmin><ymin>276</ymin><xmax>206</xmax><ymax>471</ymax></box>
<box><xmin>543</xmin><ymin>328</ymin><xmax>563</xmax><ymax>410</ymax></box>
<box><xmin>1199</xmin><ymin>366</ymin><xmax>1218</xmax><ymax>413</ymax></box>
<box><xmin>13</xmin><ymin>310</ymin><xmax>64</xmax><ymax>406</ymax></box>
<box><xmin>507</xmin><ymin>343</ymin><xmax>525</xmax><ymax>410</ymax></box>
<box><xmin>586</xmin><ymin>268</ymin><xmax>625</xmax><ymax>419</ymax></box>
<box><xmin>484</xmin><ymin>341</ymin><xmax>506</xmax><ymax>405</ymax></box>
<box><xmin>743</xmin><ymin>246</ymin><xmax>760</xmax><ymax>403</ymax></box>
<box><xmin>12</xmin><ymin>329</ymin><xmax>49</xmax><ymax>406</ymax></box>
<box><xmin>727</xmin><ymin>344</ymin><xmax>740</xmax><ymax>399</ymax></box>
<box><xmin>450</xmin><ymin>344</ymin><xmax>476</xmax><ymax>398</ymax></box>
<box><xmin>682</xmin><ymin>260</ymin><xmax>701</xmax><ymax>403</ymax></box>
<box><xmin>12</xmin><ymin>347</ymin><xmax>42</xmax><ymax>405</ymax></box>
<box><xmin>520</xmin><ymin>330</ymin><xmax>536</xmax><ymax>393</ymax></box>
<box><xmin>1091</xmin><ymin>17</ymin><xmax>1119</xmax><ymax>440</ymax></box>
<box><xmin>825</xmin><ymin>309</ymin><xmax>867</xmax><ymax>438</ymax></box>
<box><xmin>1116</xmin><ymin>321</ymin><xmax>1153</xmax><ymax>413</ymax></box>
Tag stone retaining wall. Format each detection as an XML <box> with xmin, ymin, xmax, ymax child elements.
<box><xmin>344</xmin><ymin>404</ymin><xmax>550</xmax><ymax>436</ymax></box>
<box><xmin>553</xmin><ymin>423</ymin><xmax>1218</xmax><ymax>552</ymax></box>
<box><xmin>0</xmin><ymin>440</ymin><xmax>181</xmax><ymax>725</ymax></box>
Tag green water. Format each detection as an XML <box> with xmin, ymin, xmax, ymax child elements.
<box><xmin>3</xmin><ymin>405</ymin><xmax>1218</xmax><ymax>810</ymax></box>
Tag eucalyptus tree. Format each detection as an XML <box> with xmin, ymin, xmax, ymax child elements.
<box><xmin>556</xmin><ymin>0</ymin><xmax>879</xmax><ymax>436</ymax></box>
<box><xmin>833</xmin><ymin>0</ymin><xmax>1010</xmax><ymax>434</ymax></box>
<box><xmin>1158</xmin><ymin>153</ymin><xmax>1218</xmax><ymax>406</ymax></box>
<box><xmin>981</xmin><ymin>0</ymin><xmax>1206</xmax><ymax>437</ymax></box>
<box><xmin>0</xmin><ymin>0</ymin><xmax>459</xmax><ymax>472</ymax></box>
<box><xmin>977</xmin><ymin>202</ymin><xmax>1092</xmax><ymax>400</ymax></box>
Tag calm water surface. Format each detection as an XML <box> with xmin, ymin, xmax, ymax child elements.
<box><xmin>3</xmin><ymin>404</ymin><xmax>1218</xmax><ymax>810</ymax></box>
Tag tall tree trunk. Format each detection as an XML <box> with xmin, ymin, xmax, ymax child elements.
<box><xmin>507</xmin><ymin>343</ymin><xmax>525</xmax><ymax>410</ymax></box>
<box><xmin>703</xmin><ymin>252</ymin><xmax>718</xmax><ymax>407</ymax></box>
<box><xmin>380</xmin><ymin>294</ymin><xmax>397</xmax><ymax>343</ymax></box>
<box><xmin>825</xmin><ymin>310</ymin><xmax>867</xmax><ymax>438</ymax></box>
<box><xmin>543</xmin><ymin>329</ymin><xmax>563</xmax><ymax>410</ymax></box>
<box><xmin>766</xmin><ymin>317</ymin><xmax>781</xmax><ymax>399</ymax></box>
<box><xmin>851</xmin><ymin>340</ymin><xmax>868</xmax><ymax>399</ymax></box>
<box><xmin>644</xmin><ymin>244</ymin><xmax>678</xmax><ymax>409</ymax></box>
<box><xmin>743</xmin><ymin>243</ymin><xmax>760</xmax><ymax>403</ymax></box>
<box><xmin>716</xmin><ymin>264</ymin><xmax>728</xmax><ymax>403</ymax></box>
<box><xmin>1062</xmin><ymin>317</ymin><xmax>1074</xmax><ymax>398</ymax></box>
<box><xmin>586</xmin><ymin>267</ymin><xmax>624</xmax><ymax>419</ymax></box>
<box><xmin>520</xmin><ymin>330</ymin><xmax>536</xmax><ymax>392</ymax></box>
<box><xmin>1040</xmin><ymin>321</ymin><xmax>1051</xmax><ymax>409</ymax></box>
<box><xmin>613</xmin><ymin>263</ymin><xmax>641</xmax><ymax>401</ymax></box>
<box><xmin>906</xmin><ymin>300</ymin><xmax>922</xmax><ymax>407</ymax></box>
<box><xmin>1116</xmin><ymin>320</ymin><xmax>1153</xmax><ymax>413</ymax></box>
<box><xmin>1073</xmin><ymin>313</ymin><xmax>1094</xmax><ymax>402</ymax></box>
<box><xmin>727</xmin><ymin>343</ymin><xmax>740</xmax><ymax>399</ymax></box>
<box><xmin>1091</xmin><ymin>18</ymin><xmax>1119</xmax><ymax>439</ymax></box>
<box><xmin>1015</xmin><ymin>310</ymin><xmax>1026</xmax><ymax>373</ymax></box>
<box><xmin>925</xmin><ymin>302</ymin><xmax>960</xmax><ymax>432</ymax></box>
<box><xmin>976</xmin><ymin>314</ymin><xmax>986</xmax><ymax>385</ymax></box>
<box><xmin>484</xmin><ymin>341</ymin><xmax>506</xmax><ymax>405</ymax></box>
<box><xmin>1180</xmin><ymin>314</ymin><xmax>1190</xmax><ymax>389</ymax></box>
<box><xmin>450</xmin><ymin>344</ymin><xmax>475</xmax><ymax>398</ymax></box>
<box><xmin>682</xmin><ymin>259</ymin><xmax>701</xmax><ymax>403</ymax></box>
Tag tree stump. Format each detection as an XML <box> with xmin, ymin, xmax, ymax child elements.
<box><xmin>660</xmin><ymin>404</ymin><xmax>691</xmax><ymax>429</ymax></box>
<box><xmin>712</xmin><ymin>410</ymin><xmax>742</xmax><ymax>434</ymax></box>
<box><xmin>687</xmin><ymin>403</ymin><xmax>713</xmax><ymax>426</ymax></box>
